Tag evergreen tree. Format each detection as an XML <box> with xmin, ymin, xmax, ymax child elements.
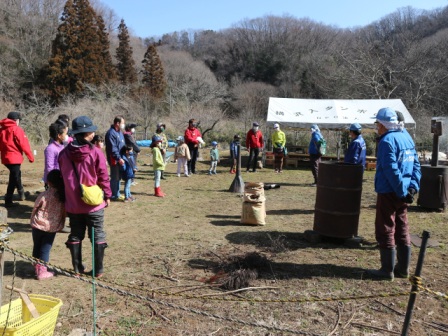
<box><xmin>45</xmin><ymin>0</ymin><xmax>113</xmax><ymax>102</ymax></box>
<box><xmin>97</xmin><ymin>14</ymin><xmax>117</xmax><ymax>81</ymax></box>
<box><xmin>141</xmin><ymin>44</ymin><xmax>166</xmax><ymax>99</ymax></box>
<box><xmin>116</xmin><ymin>19</ymin><xmax>137</xmax><ymax>84</ymax></box>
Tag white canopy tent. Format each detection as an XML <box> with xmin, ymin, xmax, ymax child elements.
<box><xmin>266</xmin><ymin>98</ymin><xmax>416</xmax><ymax>130</ymax></box>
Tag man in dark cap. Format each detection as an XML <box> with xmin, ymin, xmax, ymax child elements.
<box><xmin>184</xmin><ymin>119</ymin><xmax>202</xmax><ymax>175</ymax></box>
<box><xmin>0</xmin><ymin>112</ymin><xmax>34</xmax><ymax>207</ymax></box>
<box><xmin>245</xmin><ymin>122</ymin><xmax>264</xmax><ymax>172</ymax></box>
<box><xmin>344</xmin><ymin>123</ymin><xmax>367</xmax><ymax>168</ymax></box>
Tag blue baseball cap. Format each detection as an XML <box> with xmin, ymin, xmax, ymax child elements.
<box><xmin>374</xmin><ymin>107</ymin><xmax>398</xmax><ymax>122</ymax></box>
<box><xmin>349</xmin><ymin>123</ymin><xmax>362</xmax><ymax>132</ymax></box>
<box><xmin>72</xmin><ymin>116</ymin><xmax>97</xmax><ymax>134</ymax></box>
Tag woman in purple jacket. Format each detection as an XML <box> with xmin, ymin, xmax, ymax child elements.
<box><xmin>58</xmin><ymin>116</ymin><xmax>112</xmax><ymax>278</ymax></box>
<box><xmin>43</xmin><ymin>122</ymin><xmax>68</xmax><ymax>189</ymax></box>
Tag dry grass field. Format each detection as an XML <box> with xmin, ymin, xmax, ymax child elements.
<box><xmin>1</xmin><ymin>147</ymin><xmax>447</xmax><ymax>335</ymax></box>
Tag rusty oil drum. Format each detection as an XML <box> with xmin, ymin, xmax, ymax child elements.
<box><xmin>417</xmin><ymin>165</ymin><xmax>448</xmax><ymax>211</ymax></box>
<box><xmin>313</xmin><ymin>162</ymin><xmax>363</xmax><ymax>238</ymax></box>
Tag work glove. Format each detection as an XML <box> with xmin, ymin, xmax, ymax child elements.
<box><xmin>401</xmin><ymin>188</ymin><xmax>417</xmax><ymax>204</ymax></box>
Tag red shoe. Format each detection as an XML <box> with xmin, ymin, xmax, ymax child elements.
<box><xmin>154</xmin><ymin>187</ymin><xmax>165</xmax><ymax>197</ymax></box>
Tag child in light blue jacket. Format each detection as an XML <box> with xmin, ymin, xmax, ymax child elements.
<box><xmin>208</xmin><ymin>141</ymin><xmax>220</xmax><ymax>175</ymax></box>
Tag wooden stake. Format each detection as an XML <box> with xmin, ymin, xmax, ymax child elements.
<box><xmin>5</xmin><ymin>285</ymin><xmax>40</xmax><ymax>319</ymax></box>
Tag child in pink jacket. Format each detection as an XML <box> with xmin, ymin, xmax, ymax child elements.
<box><xmin>30</xmin><ymin>169</ymin><xmax>66</xmax><ymax>280</ymax></box>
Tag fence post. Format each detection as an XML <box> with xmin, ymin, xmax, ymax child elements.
<box><xmin>401</xmin><ymin>230</ymin><xmax>430</xmax><ymax>336</ymax></box>
<box><xmin>92</xmin><ymin>226</ymin><xmax>97</xmax><ymax>336</ymax></box>
<box><xmin>0</xmin><ymin>208</ymin><xmax>9</xmax><ymax>307</ymax></box>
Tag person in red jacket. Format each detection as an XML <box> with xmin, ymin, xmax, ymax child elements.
<box><xmin>0</xmin><ymin>112</ymin><xmax>34</xmax><ymax>207</ymax></box>
<box><xmin>184</xmin><ymin>119</ymin><xmax>203</xmax><ymax>174</ymax></box>
<box><xmin>245</xmin><ymin>122</ymin><xmax>264</xmax><ymax>172</ymax></box>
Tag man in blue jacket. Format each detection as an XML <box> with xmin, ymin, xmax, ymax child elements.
<box><xmin>367</xmin><ymin>108</ymin><xmax>421</xmax><ymax>280</ymax></box>
<box><xmin>105</xmin><ymin>116</ymin><xmax>126</xmax><ymax>201</ymax></box>
<box><xmin>308</xmin><ymin>124</ymin><xmax>323</xmax><ymax>186</ymax></box>
<box><xmin>344</xmin><ymin>123</ymin><xmax>366</xmax><ymax>168</ymax></box>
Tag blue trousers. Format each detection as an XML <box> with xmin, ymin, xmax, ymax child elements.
<box><xmin>124</xmin><ymin>178</ymin><xmax>132</xmax><ymax>198</ymax></box>
<box><xmin>32</xmin><ymin>228</ymin><xmax>56</xmax><ymax>263</ymax></box>
<box><xmin>109</xmin><ymin>164</ymin><xmax>121</xmax><ymax>198</ymax></box>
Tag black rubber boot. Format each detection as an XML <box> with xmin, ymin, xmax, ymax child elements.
<box><xmin>366</xmin><ymin>248</ymin><xmax>395</xmax><ymax>281</ymax></box>
<box><xmin>94</xmin><ymin>243</ymin><xmax>108</xmax><ymax>278</ymax></box>
<box><xmin>18</xmin><ymin>189</ymin><xmax>30</xmax><ymax>201</ymax></box>
<box><xmin>394</xmin><ymin>245</ymin><xmax>411</xmax><ymax>278</ymax></box>
<box><xmin>66</xmin><ymin>242</ymin><xmax>85</xmax><ymax>274</ymax></box>
<box><xmin>4</xmin><ymin>194</ymin><xmax>18</xmax><ymax>208</ymax></box>
<box><xmin>18</xmin><ymin>188</ymin><xmax>25</xmax><ymax>201</ymax></box>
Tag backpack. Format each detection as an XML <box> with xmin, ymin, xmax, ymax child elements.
<box><xmin>318</xmin><ymin>137</ymin><xmax>327</xmax><ymax>155</ymax></box>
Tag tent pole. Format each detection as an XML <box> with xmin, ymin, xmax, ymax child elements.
<box><xmin>337</xmin><ymin>130</ymin><xmax>341</xmax><ymax>161</ymax></box>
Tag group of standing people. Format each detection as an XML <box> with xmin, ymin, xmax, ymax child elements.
<box><xmin>0</xmin><ymin>108</ymin><xmax>421</xmax><ymax>283</ymax></box>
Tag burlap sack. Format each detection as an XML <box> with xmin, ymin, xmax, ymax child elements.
<box><xmin>245</xmin><ymin>182</ymin><xmax>264</xmax><ymax>194</ymax></box>
<box><xmin>241</xmin><ymin>201</ymin><xmax>266</xmax><ymax>225</ymax></box>
<box><xmin>243</xmin><ymin>192</ymin><xmax>265</xmax><ymax>203</ymax></box>
<box><xmin>244</xmin><ymin>182</ymin><xmax>264</xmax><ymax>200</ymax></box>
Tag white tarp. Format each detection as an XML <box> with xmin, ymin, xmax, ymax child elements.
<box><xmin>267</xmin><ymin>98</ymin><xmax>416</xmax><ymax>130</ymax></box>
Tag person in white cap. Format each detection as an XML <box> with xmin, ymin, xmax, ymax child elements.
<box><xmin>366</xmin><ymin>107</ymin><xmax>421</xmax><ymax>280</ymax></box>
<box><xmin>344</xmin><ymin>123</ymin><xmax>367</xmax><ymax>168</ymax></box>
<box><xmin>308</xmin><ymin>124</ymin><xmax>323</xmax><ymax>186</ymax></box>
<box><xmin>271</xmin><ymin>123</ymin><xmax>286</xmax><ymax>173</ymax></box>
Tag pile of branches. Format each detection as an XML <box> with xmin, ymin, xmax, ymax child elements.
<box><xmin>207</xmin><ymin>252</ymin><xmax>271</xmax><ymax>290</ymax></box>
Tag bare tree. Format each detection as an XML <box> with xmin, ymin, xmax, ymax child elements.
<box><xmin>0</xmin><ymin>0</ymin><xmax>65</xmax><ymax>100</ymax></box>
<box><xmin>229</xmin><ymin>79</ymin><xmax>277</xmax><ymax>128</ymax></box>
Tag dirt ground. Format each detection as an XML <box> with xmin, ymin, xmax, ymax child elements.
<box><xmin>1</xmin><ymin>146</ymin><xmax>447</xmax><ymax>336</ymax></box>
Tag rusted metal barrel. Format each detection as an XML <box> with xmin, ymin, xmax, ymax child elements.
<box><xmin>313</xmin><ymin>162</ymin><xmax>363</xmax><ymax>238</ymax></box>
<box><xmin>417</xmin><ymin>165</ymin><xmax>448</xmax><ymax>211</ymax></box>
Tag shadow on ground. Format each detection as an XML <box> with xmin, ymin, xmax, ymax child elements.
<box><xmin>225</xmin><ymin>230</ymin><xmax>373</xmax><ymax>251</ymax></box>
<box><xmin>188</xmin><ymin>257</ymin><xmax>365</xmax><ymax>280</ymax></box>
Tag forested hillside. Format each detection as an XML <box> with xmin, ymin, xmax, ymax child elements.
<box><xmin>1</xmin><ymin>0</ymin><xmax>447</xmax><ymax>146</ymax></box>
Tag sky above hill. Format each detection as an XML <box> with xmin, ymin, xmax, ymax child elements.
<box><xmin>99</xmin><ymin>0</ymin><xmax>447</xmax><ymax>37</ymax></box>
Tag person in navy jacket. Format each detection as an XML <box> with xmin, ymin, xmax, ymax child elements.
<box><xmin>105</xmin><ymin>116</ymin><xmax>126</xmax><ymax>200</ymax></box>
<box><xmin>366</xmin><ymin>107</ymin><xmax>421</xmax><ymax>280</ymax></box>
<box><xmin>344</xmin><ymin>123</ymin><xmax>367</xmax><ymax>169</ymax></box>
